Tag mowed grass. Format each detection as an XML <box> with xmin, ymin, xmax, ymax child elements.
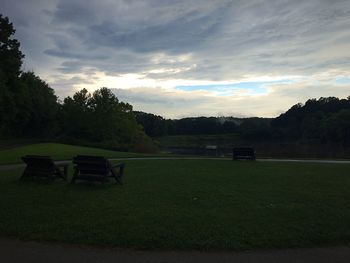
<box><xmin>157</xmin><ymin>134</ymin><xmax>240</xmax><ymax>147</ymax></box>
<box><xmin>0</xmin><ymin>143</ymin><xmax>160</xmax><ymax>165</ymax></box>
<box><xmin>1</xmin><ymin>159</ymin><xmax>350</xmax><ymax>250</ymax></box>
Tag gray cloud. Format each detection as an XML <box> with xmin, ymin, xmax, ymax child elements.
<box><xmin>15</xmin><ymin>0</ymin><xmax>350</xmax><ymax>78</ymax></box>
<box><xmin>1</xmin><ymin>0</ymin><xmax>350</xmax><ymax>116</ymax></box>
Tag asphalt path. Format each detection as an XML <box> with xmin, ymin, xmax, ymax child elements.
<box><xmin>2</xmin><ymin>237</ymin><xmax>350</xmax><ymax>263</ymax></box>
<box><xmin>0</xmin><ymin>157</ymin><xmax>350</xmax><ymax>171</ymax></box>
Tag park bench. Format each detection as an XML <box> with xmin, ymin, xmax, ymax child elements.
<box><xmin>71</xmin><ymin>155</ymin><xmax>125</xmax><ymax>184</ymax></box>
<box><xmin>21</xmin><ymin>155</ymin><xmax>68</xmax><ymax>180</ymax></box>
<box><xmin>232</xmin><ymin>147</ymin><xmax>256</xmax><ymax>160</ymax></box>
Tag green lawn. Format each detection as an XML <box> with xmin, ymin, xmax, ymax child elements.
<box><xmin>157</xmin><ymin>134</ymin><xmax>240</xmax><ymax>148</ymax></box>
<box><xmin>1</xmin><ymin>159</ymin><xmax>350</xmax><ymax>250</ymax></box>
<box><xmin>0</xmin><ymin>143</ymin><xmax>162</xmax><ymax>165</ymax></box>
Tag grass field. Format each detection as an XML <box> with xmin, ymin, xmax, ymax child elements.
<box><xmin>0</xmin><ymin>143</ymin><xmax>163</xmax><ymax>165</ymax></box>
<box><xmin>157</xmin><ymin>135</ymin><xmax>350</xmax><ymax>159</ymax></box>
<box><xmin>1</xmin><ymin>159</ymin><xmax>350</xmax><ymax>250</ymax></box>
<box><xmin>157</xmin><ymin>134</ymin><xmax>240</xmax><ymax>148</ymax></box>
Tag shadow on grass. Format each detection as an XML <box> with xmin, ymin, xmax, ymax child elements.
<box><xmin>15</xmin><ymin>176</ymin><xmax>122</xmax><ymax>192</ymax></box>
<box><xmin>67</xmin><ymin>180</ymin><xmax>122</xmax><ymax>191</ymax></box>
<box><xmin>16</xmin><ymin>177</ymin><xmax>66</xmax><ymax>186</ymax></box>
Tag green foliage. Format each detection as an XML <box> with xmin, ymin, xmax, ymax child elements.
<box><xmin>238</xmin><ymin>117</ymin><xmax>271</xmax><ymax>140</ymax></box>
<box><xmin>1</xmin><ymin>72</ymin><xmax>58</xmax><ymax>137</ymax></box>
<box><xmin>130</xmin><ymin>132</ymin><xmax>160</xmax><ymax>153</ymax></box>
<box><xmin>271</xmin><ymin>97</ymin><xmax>350</xmax><ymax>144</ymax></box>
<box><xmin>61</xmin><ymin>88</ymin><xmax>149</xmax><ymax>150</ymax></box>
<box><xmin>60</xmin><ymin>89</ymin><xmax>92</xmax><ymax>139</ymax></box>
<box><xmin>135</xmin><ymin>113</ymin><xmax>243</xmax><ymax>137</ymax></box>
<box><xmin>19</xmin><ymin>72</ymin><xmax>59</xmax><ymax>136</ymax></box>
<box><xmin>0</xmin><ymin>14</ymin><xmax>24</xmax><ymax>81</ymax></box>
<box><xmin>1</xmin><ymin>160</ymin><xmax>350</xmax><ymax>250</ymax></box>
<box><xmin>0</xmin><ymin>14</ymin><xmax>153</xmax><ymax>152</ymax></box>
<box><xmin>137</xmin><ymin>96</ymin><xmax>350</xmax><ymax>147</ymax></box>
<box><xmin>0</xmin><ymin>15</ymin><xmax>58</xmax><ymax>137</ymax></box>
<box><xmin>321</xmin><ymin>109</ymin><xmax>350</xmax><ymax>144</ymax></box>
<box><xmin>176</xmin><ymin>117</ymin><xmax>224</xmax><ymax>135</ymax></box>
<box><xmin>134</xmin><ymin>111</ymin><xmax>169</xmax><ymax>136</ymax></box>
<box><xmin>0</xmin><ymin>14</ymin><xmax>25</xmax><ymax>134</ymax></box>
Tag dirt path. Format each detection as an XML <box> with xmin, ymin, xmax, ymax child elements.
<box><xmin>2</xmin><ymin>237</ymin><xmax>350</xmax><ymax>263</ymax></box>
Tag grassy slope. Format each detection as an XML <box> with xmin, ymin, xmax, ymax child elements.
<box><xmin>1</xmin><ymin>159</ymin><xmax>350</xmax><ymax>250</ymax></box>
<box><xmin>157</xmin><ymin>134</ymin><xmax>240</xmax><ymax>148</ymax></box>
<box><xmin>0</xmin><ymin>143</ymin><xmax>153</xmax><ymax>165</ymax></box>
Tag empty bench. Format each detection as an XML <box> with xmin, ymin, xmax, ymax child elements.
<box><xmin>233</xmin><ymin>147</ymin><xmax>256</xmax><ymax>161</ymax></box>
<box><xmin>71</xmin><ymin>155</ymin><xmax>125</xmax><ymax>184</ymax></box>
<box><xmin>21</xmin><ymin>155</ymin><xmax>68</xmax><ymax>180</ymax></box>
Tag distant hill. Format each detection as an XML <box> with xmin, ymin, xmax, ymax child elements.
<box><xmin>134</xmin><ymin>111</ymin><xmax>272</xmax><ymax>137</ymax></box>
<box><xmin>135</xmin><ymin>96</ymin><xmax>350</xmax><ymax>146</ymax></box>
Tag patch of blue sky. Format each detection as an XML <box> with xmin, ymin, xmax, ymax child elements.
<box><xmin>335</xmin><ymin>77</ymin><xmax>350</xmax><ymax>84</ymax></box>
<box><xmin>176</xmin><ymin>79</ymin><xmax>294</xmax><ymax>96</ymax></box>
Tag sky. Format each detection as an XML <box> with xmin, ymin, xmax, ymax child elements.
<box><xmin>2</xmin><ymin>0</ymin><xmax>350</xmax><ymax>118</ymax></box>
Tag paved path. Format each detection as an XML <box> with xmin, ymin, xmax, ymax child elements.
<box><xmin>1</xmin><ymin>157</ymin><xmax>349</xmax><ymax>171</ymax></box>
<box><xmin>2</xmin><ymin>237</ymin><xmax>350</xmax><ymax>263</ymax></box>
<box><xmin>259</xmin><ymin>158</ymin><xmax>350</xmax><ymax>164</ymax></box>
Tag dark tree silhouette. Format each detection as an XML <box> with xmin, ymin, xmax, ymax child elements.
<box><xmin>0</xmin><ymin>14</ymin><xmax>24</xmax><ymax>81</ymax></box>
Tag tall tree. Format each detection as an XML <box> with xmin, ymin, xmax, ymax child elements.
<box><xmin>0</xmin><ymin>14</ymin><xmax>24</xmax><ymax>81</ymax></box>
<box><xmin>89</xmin><ymin>87</ymin><xmax>139</xmax><ymax>144</ymax></box>
<box><xmin>61</xmin><ymin>88</ymin><xmax>144</xmax><ymax>149</ymax></box>
<box><xmin>18</xmin><ymin>72</ymin><xmax>59</xmax><ymax>137</ymax></box>
<box><xmin>0</xmin><ymin>14</ymin><xmax>25</xmax><ymax>135</ymax></box>
<box><xmin>0</xmin><ymin>15</ymin><xmax>59</xmax><ymax>137</ymax></box>
<box><xmin>60</xmin><ymin>88</ymin><xmax>92</xmax><ymax>139</ymax></box>
<box><xmin>0</xmin><ymin>15</ymin><xmax>24</xmax><ymax>135</ymax></box>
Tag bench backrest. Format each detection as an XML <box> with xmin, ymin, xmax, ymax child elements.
<box><xmin>21</xmin><ymin>155</ymin><xmax>56</xmax><ymax>173</ymax></box>
<box><xmin>73</xmin><ymin>155</ymin><xmax>110</xmax><ymax>175</ymax></box>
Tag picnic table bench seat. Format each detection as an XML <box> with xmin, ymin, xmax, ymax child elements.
<box><xmin>21</xmin><ymin>155</ymin><xmax>68</xmax><ymax>180</ymax></box>
<box><xmin>71</xmin><ymin>155</ymin><xmax>125</xmax><ymax>184</ymax></box>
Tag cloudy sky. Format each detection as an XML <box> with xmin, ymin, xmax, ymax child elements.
<box><xmin>2</xmin><ymin>0</ymin><xmax>350</xmax><ymax>118</ymax></box>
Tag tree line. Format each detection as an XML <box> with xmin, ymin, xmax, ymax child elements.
<box><xmin>0</xmin><ymin>14</ymin><xmax>154</xmax><ymax>151</ymax></box>
<box><xmin>135</xmin><ymin>96</ymin><xmax>350</xmax><ymax>146</ymax></box>
<box><xmin>1</xmin><ymin>14</ymin><xmax>349</xmax><ymax>150</ymax></box>
<box><xmin>271</xmin><ymin>97</ymin><xmax>350</xmax><ymax>144</ymax></box>
<box><xmin>134</xmin><ymin>112</ymin><xmax>270</xmax><ymax>137</ymax></box>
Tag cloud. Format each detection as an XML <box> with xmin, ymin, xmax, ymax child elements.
<box><xmin>1</xmin><ymin>0</ymin><xmax>350</xmax><ymax>117</ymax></box>
<box><xmin>112</xmin><ymin>79</ymin><xmax>350</xmax><ymax>119</ymax></box>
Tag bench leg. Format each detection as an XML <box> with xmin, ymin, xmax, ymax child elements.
<box><xmin>111</xmin><ymin>165</ymin><xmax>124</xmax><ymax>185</ymax></box>
<box><xmin>49</xmin><ymin>173</ymin><xmax>55</xmax><ymax>181</ymax></box>
<box><xmin>20</xmin><ymin>168</ymin><xmax>29</xmax><ymax>180</ymax></box>
<box><xmin>55</xmin><ymin>168</ymin><xmax>65</xmax><ymax>180</ymax></box>
<box><xmin>115</xmin><ymin>175</ymin><xmax>123</xmax><ymax>185</ymax></box>
<box><xmin>62</xmin><ymin>166</ymin><xmax>68</xmax><ymax>180</ymax></box>
<box><xmin>71</xmin><ymin>170</ymin><xmax>78</xmax><ymax>184</ymax></box>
